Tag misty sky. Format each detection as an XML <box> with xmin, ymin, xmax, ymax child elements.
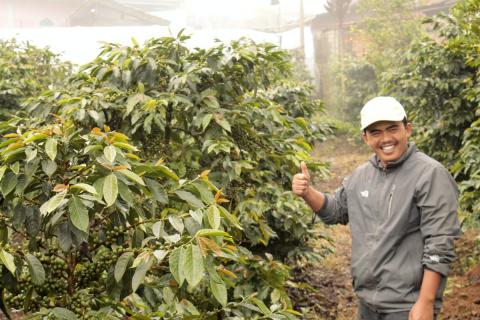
<box><xmin>0</xmin><ymin>0</ymin><xmax>328</xmax><ymax>67</ymax></box>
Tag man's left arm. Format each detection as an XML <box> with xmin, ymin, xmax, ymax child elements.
<box><xmin>409</xmin><ymin>269</ymin><xmax>441</xmax><ymax>320</ymax></box>
<box><xmin>412</xmin><ymin>165</ymin><xmax>461</xmax><ymax>320</ymax></box>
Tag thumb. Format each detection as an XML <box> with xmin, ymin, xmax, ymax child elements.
<box><xmin>300</xmin><ymin>161</ymin><xmax>310</xmax><ymax>180</ymax></box>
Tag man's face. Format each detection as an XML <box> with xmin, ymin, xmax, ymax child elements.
<box><xmin>362</xmin><ymin>120</ymin><xmax>412</xmax><ymax>166</ymax></box>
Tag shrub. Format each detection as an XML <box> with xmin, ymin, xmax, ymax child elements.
<box><xmin>24</xmin><ymin>34</ymin><xmax>331</xmax><ymax>260</ymax></box>
<box><xmin>0</xmin><ymin>40</ymin><xmax>72</xmax><ymax>119</ymax></box>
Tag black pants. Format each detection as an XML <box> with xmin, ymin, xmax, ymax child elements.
<box><xmin>356</xmin><ymin>301</ymin><xmax>438</xmax><ymax>320</ymax></box>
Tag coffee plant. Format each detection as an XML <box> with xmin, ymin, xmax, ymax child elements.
<box><xmin>0</xmin><ymin>117</ymin><xmax>300</xmax><ymax>319</ymax></box>
<box><xmin>0</xmin><ymin>40</ymin><xmax>72</xmax><ymax>120</ymax></box>
<box><xmin>24</xmin><ymin>33</ymin><xmax>331</xmax><ymax>259</ymax></box>
<box><xmin>0</xmin><ymin>32</ymin><xmax>332</xmax><ymax>318</ymax></box>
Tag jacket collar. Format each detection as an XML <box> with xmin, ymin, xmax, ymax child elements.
<box><xmin>369</xmin><ymin>142</ymin><xmax>417</xmax><ymax>170</ymax></box>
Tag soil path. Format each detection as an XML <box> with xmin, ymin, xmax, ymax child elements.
<box><xmin>298</xmin><ymin>136</ymin><xmax>480</xmax><ymax>320</ymax></box>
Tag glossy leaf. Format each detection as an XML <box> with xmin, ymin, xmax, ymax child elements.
<box><xmin>132</xmin><ymin>256</ymin><xmax>153</xmax><ymax>292</ymax></box>
<box><xmin>103</xmin><ymin>173</ymin><xmax>118</xmax><ymax>207</ymax></box>
<box><xmin>114</xmin><ymin>252</ymin><xmax>134</xmax><ymax>283</ymax></box>
<box><xmin>207</xmin><ymin>205</ymin><xmax>221</xmax><ymax>230</ymax></box>
<box><xmin>175</xmin><ymin>190</ymin><xmax>203</xmax><ymax>208</ymax></box>
<box><xmin>68</xmin><ymin>196</ymin><xmax>89</xmax><ymax>232</ymax></box>
<box><xmin>45</xmin><ymin>138</ymin><xmax>58</xmax><ymax>161</ymax></box>
<box><xmin>25</xmin><ymin>253</ymin><xmax>46</xmax><ymax>285</ymax></box>
<box><xmin>118</xmin><ymin>169</ymin><xmax>145</xmax><ymax>186</ymax></box>
<box><xmin>40</xmin><ymin>190</ymin><xmax>67</xmax><ymax>216</ymax></box>
<box><xmin>0</xmin><ymin>250</ymin><xmax>15</xmax><ymax>275</ymax></box>
<box><xmin>183</xmin><ymin>244</ymin><xmax>204</xmax><ymax>288</ymax></box>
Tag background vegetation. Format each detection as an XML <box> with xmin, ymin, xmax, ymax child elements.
<box><xmin>337</xmin><ymin>0</ymin><xmax>480</xmax><ymax>225</ymax></box>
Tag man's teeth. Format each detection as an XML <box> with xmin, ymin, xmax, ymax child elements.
<box><xmin>381</xmin><ymin>145</ymin><xmax>395</xmax><ymax>152</ymax></box>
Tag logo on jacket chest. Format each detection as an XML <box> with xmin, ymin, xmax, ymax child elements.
<box><xmin>360</xmin><ymin>190</ymin><xmax>369</xmax><ymax>198</ymax></box>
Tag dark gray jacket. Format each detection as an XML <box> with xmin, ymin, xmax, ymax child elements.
<box><xmin>317</xmin><ymin>143</ymin><xmax>460</xmax><ymax>312</ymax></box>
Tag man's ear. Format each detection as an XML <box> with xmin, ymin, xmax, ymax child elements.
<box><xmin>362</xmin><ymin>131</ymin><xmax>368</xmax><ymax>143</ymax></box>
<box><xmin>406</xmin><ymin>122</ymin><xmax>413</xmax><ymax>138</ymax></box>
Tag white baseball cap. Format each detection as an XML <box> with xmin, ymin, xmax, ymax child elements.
<box><xmin>360</xmin><ymin>96</ymin><xmax>407</xmax><ymax>130</ymax></box>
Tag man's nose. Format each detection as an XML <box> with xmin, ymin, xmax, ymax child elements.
<box><xmin>379</xmin><ymin>130</ymin><xmax>394</xmax><ymax>140</ymax></box>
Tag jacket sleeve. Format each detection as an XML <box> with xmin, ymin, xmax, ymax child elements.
<box><xmin>316</xmin><ymin>177</ymin><xmax>349</xmax><ymax>225</ymax></box>
<box><xmin>416</xmin><ymin>165</ymin><xmax>461</xmax><ymax>277</ymax></box>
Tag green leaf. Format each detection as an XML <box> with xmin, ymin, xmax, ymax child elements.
<box><xmin>126</xmin><ymin>93</ymin><xmax>145</xmax><ymax>116</ymax></box>
<box><xmin>252</xmin><ymin>297</ymin><xmax>272</xmax><ymax>315</ymax></box>
<box><xmin>118</xmin><ymin>169</ymin><xmax>145</xmax><ymax>186</ymax></box>
<box><xmin>209</xmin><ymin>271</ymin><xmax>227</xmax><ymax>306</ymax></box>
<box><xmin>195</xmin><ymin>229</ymin><xmax>230</xmax><ymax>237</ymax></box>
<box><xmin>23</xmin><ymin>133</ymin><xmax>48</xmax><ymax>144</ymax></box>
<box><xmin>207</xmin><ymin>205</ymin><xmax>221</xmax><ymax>230</ymax></box>
<box><xmin>70</xmin><ymin>183</ymin><xmax>98</xmax><ymax>195</ymax></box>
<box><xmin>40</xmin><ymin>190</ymin><xmax>67</xmax><ymax>216</ymax></box>
<box><xmin>153</xmin><ymin>249</ymin><xmax>167</xmax><ymax>263</ymax></box>
<box><xmin>175</xmin><ymin>190</ymin><xmax>203</xmax><ymax>208</ymax></box>
<box><xmin>117</xmin><ymin>182</ymin><xmax>134</xmax><ymax>207</ymax></box>
<box><xmin>217</xmin><ymin>205</ymin><xmax>243</xmax><ymax>230</ymax></box>
<box><xmin>25</xmin><ymin>253</ymin><xmax>45</xmax><ymax>285</ymax></box>
<box><xmin>169</xmin><ymin>246</ymin><xmax>185</xmax><ymax>286</ymax></box>
<box><xmin>155</xmin><ymin>165</ymin><xmax>179</xmax><ymax>181</ymax></box>
<box><xmin>137</xmin><ymin>164</ymin><xmax>179</xmax><ymax>181</ymax></box>
<box><xmin>51</xmin><ymin>307</ymin><xmax>78</xmax><ymax>320</ymax></box>
<box><xmin>1</xmin><ymin>172</ymin><xmax>17</xmax><ymax>197</ymax></box>
<box><xmin>132</xmin><ymin>257</ymin><xmax>153</xmax><ymax>292</ymax></box>
<box><xmin>179</xmin><ymin>298</ymin><xmax>200</xmax><ymax>316</ymax></box>
<box><xmin>84</xmin><ymin>145</ymin><xmax>103</xmax><ymax>154</ymax></box>
<box><xmin>168</xmin><ymin>215</ymin><xmax>184</xmax><ymax>234</ymax></box>
<box><xmin>103</xmin><ymin>174</ymin><xmax>118</xmax><ymax>207</ymax></box>
<box><xmin>216</xmin><ymin>118</ymin><xmax>231</xmax><ymax>132</ymax></box>
<box><xmin>145</xmin><ymin>178</ymin><xmax>168</xmax><ymax>204</ymax></box>
<box><xmin>41</xmin><ymin>159</ymin><xmax>57</xmax><ymax>177</ymax></box>
<box><xmin>45</xmin><ymin>138</ymin><xmax>58</xmax><ymax>161</ymax></box>
<box><xmin>132</xmin><ymin>251</ymin><xmax>150</xmax><ymax>268</ymax></box>
<box><xmin>9</xmin><ymin>162</ymin><xmax>19</xmax><ymax>175</ymax></box>
<box><xmin>114</xmin><ymin>252</ymin><xmax>134</xmax><ymax>282</ymax></box>
<box><xmin>112</xmin><ymin>142</ymin><xmax>138</xmax><ymax>151</ymax></box>
<box><xmin>193</xmin><ymin>181</ymin><xmax>214</xmax><ymax>204</ymax></box>
<box><xmin>0</xmin><ymin>250</ymin><xmax>16</xmax><ymax>275</ymax></box>
<box><xmin>103</xmin><ymin>145</ymin><xmax>117</xmax><ymax>163</ymax></box>
<box><xmin>68</xmin><ymin>196</ymin><xmax>89</xmax><ymax>233</ymax></box>
<box><xmin>25</xmin><ymin>148</ymin><xmax>37</xmax><ymax>162</ymax></box>
<box><xmin>184</xmin><ymin>244</ymin><xmax>205</xmax><ymax>288</ymax></box>
<box><xmin>201</xmin><ymin>114</ymin><xmax>213</xmax><ymax>131</ymax></box>
<box><xmin>152</xmin><ymin>221</ymin><xmax>163</xmax><ymax>238</ymax></box>
<box><xmin>0</xmin><ymin>166</ymin><xmax>7</xmax><ymax>182</ymax></box>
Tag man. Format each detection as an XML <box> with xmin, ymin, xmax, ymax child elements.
<box><xmin>292</xmin><ymin>96</ymin><xmax>460</xmax><ymax>320</ymax></box>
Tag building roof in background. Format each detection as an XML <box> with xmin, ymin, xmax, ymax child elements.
<box><xmin>0</xmin><ymin>0</ymin><xmax>169</xmax><ymax>28</ymax></box>
<box><xmin>311</xmin><ymin>0</ymin><xmax>456</xmax><ymax>31</ymax></box>
<box><xmin>115</xmin><ymin>0</ymin><xmax>184</xmax><ymax>11</ymax></box>
<box><xmin>69</xmin><ymin>0</ymin><xmax>169</xmax><ymax>26</ymax></box>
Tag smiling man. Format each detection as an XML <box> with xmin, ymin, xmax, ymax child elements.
<box><xmin>292</xmin><ymin>97</ymin><xmax>460</xmax><ymax>320</ymax></box>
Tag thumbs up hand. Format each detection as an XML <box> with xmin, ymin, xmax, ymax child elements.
<box><xmin>292</xmin><ymin>161</ymin><xmax>311</xmax><ymax>198</ymax></box>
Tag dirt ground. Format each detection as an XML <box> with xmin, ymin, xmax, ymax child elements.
<box><xmin>293</xmin><ymin>136</ymin><xmax>480</xmax><ymax>320</ymax></box>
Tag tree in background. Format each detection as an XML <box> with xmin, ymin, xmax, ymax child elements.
<box><xmin>351</xmin><ymin>0</ymin><xmax>423</xmax><ymax>72</ymax></box>
<box><xmin>0</xmin><ymin>40</ymin><xmax>72</xmax><ymax>120</ymax></box>
<box><xmin>338</xmin><ymin>0</ymin><xmax>423</xmax><ymax>121</ymax></box>
<box><xmin>323</xmin><ymin>0</ymin><xmax>353</xmax><ymax>116</ymax></box>
<box><xmin>324</xmin><ymin>0</ymin><xmax>353</xmax><ymax>63</ymax></box>
<box><xmin>381</xmin><ymin>0</ymin><xmax>480</xmax><ymax>224</ymax></box>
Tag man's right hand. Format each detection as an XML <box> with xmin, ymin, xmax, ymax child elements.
<box><xmin>292</xmin><ymin>161</ymin><xmax>311</xmax><ymax>198</ymax></box>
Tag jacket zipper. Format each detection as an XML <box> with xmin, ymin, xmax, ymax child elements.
<box><xmin>387</xmin><ymin>185</ymin><xmax>396</xmax><ymax>219</ymax></box>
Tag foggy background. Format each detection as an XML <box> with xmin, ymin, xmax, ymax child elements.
<box><xmin>0</xmin><ymin>0</ymin><xmax>326</xmax><ymax>71</ymax></box>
